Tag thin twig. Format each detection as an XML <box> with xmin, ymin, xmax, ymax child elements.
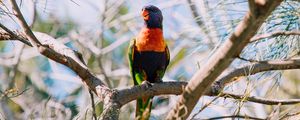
<box><xmin>8</xmin><ymin>44</ymin><xmax>25</xmax><ymax>88</ymax></box>
<box><xmin>0</xmin><ymin>22</ymin><xmax>32</xmax><ymax>46</ymax></box>
<box><xmin>280</xmin><ymin>111</ymin><xmax>300</xmax><ymax>119</ymax></box>
<box><xmin>187</xmin><ymin>0</ymin><xmax>203</xmax><ymax>26</ymax></box>
<box><xmin>250</xmin><ymin>31</ymin><xmax>300</xmax><ymax>43</ymax></box>
<box><xmin>89</xmin><ymin>90</ymin><xmax>97</xmax><ymax>120</ymax></box>
<box><xmin>205</xmin><ymin>115</ymin><xmax>264</xmax><ymax>120</ymax></box>
<box><xmin>211</xmin><ymin>58</ymin><xmax>300</xmax><ymax>95</ymax></box>
<box><xmin>237</xmin><ymin>56</ymin><xmax>260</xmax><ymax>62</ymax></box>
<box><xmin>9</xmin><ymin>0</ymin><xmax>41</xmax><ymax>47</ymax></box>
<box><xmin>29</xmin><ymin>0</ymin><xmax>37</xmax><ymax>27</ymax></box>
<box><xmin>221</xmin><ymin>92</ymin><xmax>300</xmax><ymax>105</ymax></box>
<box><xmin>190</xmin><ymin>95</ymin><xmax>220</xmax><ymax>119</ymax></box>
<box><xmin>8</xmin><ymin>88</ymin><xmax>29</xmax><ymax>98</ymax></box>
<box><xmin>266</xmin><ymin>103</ymin><xmax>281</xmax><ymax>119</ymax></box>
<box><xmin>96</xmin><ymin>0</ymin><xmax>112</xmax><ymax>88</ymax></box>
<box><xmin>0</xmin><ymin>88</ymin><xmax>29</xmax><ymax>99</ymax></box>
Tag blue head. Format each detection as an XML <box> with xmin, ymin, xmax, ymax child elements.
<box><xmin>141</xmin><ymin>5</ymin><xmax>163</xmax><ymax>29</ymax></box>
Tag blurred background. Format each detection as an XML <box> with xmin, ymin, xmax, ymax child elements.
<box><xmin>0</xmin><ymin>0</ymin><xmax>299</xmax><ymax>119</ymax></box>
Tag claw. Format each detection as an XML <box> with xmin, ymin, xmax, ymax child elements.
<box><xmin>142</xmin><ymin>80</ymin><xmax>152</xmax><ymax>88</ymax></box>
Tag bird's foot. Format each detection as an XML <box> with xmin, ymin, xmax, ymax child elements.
<box><xmin>142</xmin><ymin>80</ymin><xmax>152</xmax><ymax>88</ymax></box>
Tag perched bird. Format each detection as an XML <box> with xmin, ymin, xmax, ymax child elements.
<box><xmin>128</xmin><ymin>5</ymin><xmax>170</xmax><ymax>120</ymax></box>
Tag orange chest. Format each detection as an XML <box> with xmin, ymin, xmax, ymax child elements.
<box><xmin>135</xmin><ymin>28</ymin><xmax>166</xmax><ymax>52</ymax></box>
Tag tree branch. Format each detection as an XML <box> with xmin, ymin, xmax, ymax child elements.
<box><xmin>206</xmin><ymin>115</ymin><xmax>264</xmax><ymax>120</ymax></box>
<box><xmin>0</xmin><ymin>23</ymin><xmax>32</xmax><ymax>46</ymax></box>
<box><xmin>9</xmin><ymin>0</ymin><xmax>41</xmax><ymax>47</ymax></box>
<box><xmin>237</xmin><ymin>56</ymin><xmax>260</xmax><ymax>62</ymax></box>
<box><xmin>166</xmin><ymin>1</ymin><xmax>283</xmax><ymax>119</ymax></box>
<box><xmin>115</xmin><ymin>82</ymin><xmax>187</xmax><ymax>106</ymax></box>
<box><xmin>209</xmin><ymin>58</ymin><xmax>300</xmax><ymax>94</ymax></box>
<box><xmin>280</xmin><ymin>111</ymin><xmax>300</xmax><ymax>119</ymax></box>
<box><xmin>8</xmin><ymin>0</ymin><xmax>111</xmax><ymax>103</ymax></box>
<box><xmin>3</xmin><ymin>27</ymin><xmax>300</xmax><ymax>118</ymax></box>
<box><xmin>114</xmin><ymin>73</ymin><xmax>300</xmax><ymax>108</ymax></box>
<box><xmin>248</xmin><ymin>0</ymin><xmax>258</xmax><ymax>18</ymax></box>
<box><xmin>250</xmin><ymin>31</ymin><xmax>300</xmax><ymax>43</ymax></box>
<box><xmin>221</xmin><ymin>92</ymin><xmax>300</xmax><ymax>105</ymax></box>
<box><xmin>187</xmin><ymin>0</ymin><xmax>203</xmax><ymax>26</ymax></box>
<box><xmin>3</xmin><ymin>28</ymin><xmax>300</xmax><ymax>118</ymax></box>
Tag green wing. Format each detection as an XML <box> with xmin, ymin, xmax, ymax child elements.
<box><xmin>128</xmin><ymin>39</ymin><xmax>152</xmax><ymax>120</ymax></box>
<box><xmin>128</xmin><ymin>39</ymin><xmax>135</xmax><ymax>84</ymax></box>
<box><xmin>128</xmin><ymin>39</ymin><xmax>170</xmax><ymax>119</ymax></box>
<box><xmin>128</xmin><ymin>38</ymin><xmax>146</xmax><ymax>85</ymax></box>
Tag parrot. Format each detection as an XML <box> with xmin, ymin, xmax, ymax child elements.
<box><xmin>128</xmin><ymin>5</ymin><xmax>170</xmax><ymax>120</ymax></box>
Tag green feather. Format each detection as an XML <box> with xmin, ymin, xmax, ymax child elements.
<box><xmin>128</xmin><ymin>39</ymin><xmax>151</xmax><ymax>119</ymax></box>
<box><xmin>128</xmin><ymin>38</ymin><xmax>170</xmax><ymax>120</ymax></box>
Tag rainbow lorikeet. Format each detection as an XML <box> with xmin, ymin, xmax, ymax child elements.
<box><xmin>128</xmin><ymin>5</ymin><xmax>170</xmax><ymax>120</ymax></box>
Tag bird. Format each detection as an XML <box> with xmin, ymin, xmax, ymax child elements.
<box><xmin>128</xmin><ymin>5</ymin><xmax>170</xmax><ymax>120</ymax></box>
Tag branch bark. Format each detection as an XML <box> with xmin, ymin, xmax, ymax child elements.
<box><xmin>116</xmin><ymin>82</ymin><xmax>187</xmax><ymax>106</ymax></box>
<box><xmin>166</xmin><ymin>1</ymin><xmax>283</xmax><ymax>119</ymax></box>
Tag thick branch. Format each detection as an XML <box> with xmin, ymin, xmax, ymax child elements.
<box><xmin>248</xmin><ymin>0</ymin><xmax>268</xmax><ymax>18</ymax></box>
<box><xmin>0</xmin><ymin>31</ymin><xmax>16</xmax><ymax>40</ymax></box>
<box><xmin>250</xmin><ymin>31</ymin><xmax>300</xmax><ymax>43</ymax></box>
<box><xmin>116</xmin><ymin>82</ymin><xmax>187</xmax><ymax>106</ymax></box>
<box><xmin>248</xmin><ymin>0</ymin><xmax>257</xmax><ymax>18</ymax></box>
<box><xmin>115</xmin><ymin>58</ymin><xmax>300</xmax><ymax>105</ymax></box>
<box><xmin>9</xmin><ymin>0</ymin><xmax>41</xmax><ymax>46</ymax></box>
<box><xmin>166</xmin><ymin>1</ymin><xmax>283</xmax><ymax>119</ymax></box>
<box><xmin>8</xmin><ymin>0</ymin><xmax>111</xmax><ymax>102</ymax></box>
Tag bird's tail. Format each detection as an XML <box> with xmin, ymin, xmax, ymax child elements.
<box><xmin>135</xmin><ymin>96</ymin><xmax>153</xmax><ymax>120</ymax></box>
